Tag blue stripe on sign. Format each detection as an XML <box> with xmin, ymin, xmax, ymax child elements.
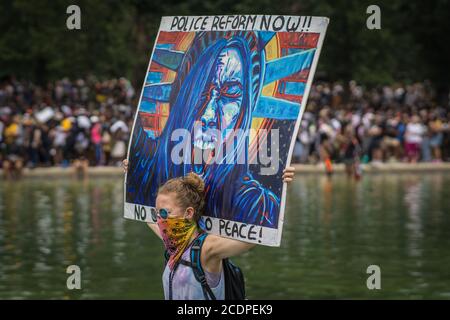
<box><xmin>264</xmin><ymin>49</ymin><xmax>315</xmax><ymax>86</ymax></box>
<box><xmin>146</xmin><ymin>72</ymin><xmax>162</xmax><ymax>84</ymax></box>
<box><xmin>284</xmin><ymin>82</ymin><xmax>306</xmax><ymax>95</ymax></box>
<box><xmin>156</xmin><ymin>43</ymin><xmax>174</xmax><ymax>50</ymax></box>
<box><xmin>252</xmin><ymin>96</ymin><xmax>300</xmax><ymax>120</ymax></box>
<box><xmin>143</xmin><ymin>83</ymin><xmax>172</xmax><ymax>102</ymax></box>
<box><xmin>139</xmin><ymin>100</ymin><xmax>156</xmax><ymax>113</ymax></box>
<box><xmin>287</xmin><ymin>48</ymin><xmax>303</xmax><ymax>55</ymax></box>
<box><xmin>144</xmin><ymin>129</ymin><xmax>156</xmax><ymax>139</ymax></box>
<box><xmin>153</xmin><ymin>48</ymin><xmax>185</xmax><ymax>71</ymax></box>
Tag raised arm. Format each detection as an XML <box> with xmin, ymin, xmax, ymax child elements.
<box><xmin>203</xmin><ymin>234</ymin><xmax>256</xmax><ymax>260</ymax></box>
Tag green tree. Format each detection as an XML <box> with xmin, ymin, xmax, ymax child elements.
<box><xmin>0</xmin><ymin>0</ymin><xmax>448</xmax><ymax>90</ymax></box>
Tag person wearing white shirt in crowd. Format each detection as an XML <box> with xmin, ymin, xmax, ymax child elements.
<box><xmin>404</xmin><ymin>115</ymin><xmax>425</xmax><ymax>163</ymax></box>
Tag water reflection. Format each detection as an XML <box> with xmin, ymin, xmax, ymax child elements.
<box><xmin>0</xmin><ymin>173</ymin><xmax>450</xmax><ymax>299</ymax></box>
<box><xmin>403</xmin><ymin>176</ymin><xmax>423</xmax><ymax>259</ymax></box>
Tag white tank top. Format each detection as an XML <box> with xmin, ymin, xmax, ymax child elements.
<box><xmin>162</xmin><ymin>243</ymin><xmax>225</xmax><ymax>300</ymax></box>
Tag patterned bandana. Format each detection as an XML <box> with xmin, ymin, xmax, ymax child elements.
<box><xmin>157</xmin><ymin>215</ymin><xmax>198</xmax><ymax>270</ymax></box>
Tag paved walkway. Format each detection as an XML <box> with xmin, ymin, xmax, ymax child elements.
<box><xmin>293</xmin><ymin>162</ymin><xmax>450</xmax><ymax>173</ymax></box>
<box><xmin>1</xmin><ymin>163</ymin><xmax>450</xmax><ymax>178</ymax></box>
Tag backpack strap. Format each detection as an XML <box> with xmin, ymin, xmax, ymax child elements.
<box><xmin>190</xmin><ymin>233</ymin><xmax>217</xmax><ymax>300</ymax></box>
<box><xmin>164</xmin><ymin>252</ymin><xmax>191</xmax><ymax>267</ymax></box>
<box><xmin>178</xmin><ymin>259</ymin><xmax>192</xmax><ymax>267</ymax></box>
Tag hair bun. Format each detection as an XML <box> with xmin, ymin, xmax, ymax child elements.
<box><xmin>183</xmin><ymin>172</ymin><xmax>205</xmax><ymax>194</ymax></box>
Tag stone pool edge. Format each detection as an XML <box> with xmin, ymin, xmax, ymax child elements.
<box><xmin>1</xmin><ymin>163</ymin><xmax>450</xmax><ymax>178</ymax></box>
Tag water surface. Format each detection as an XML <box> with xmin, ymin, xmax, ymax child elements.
<box><xmin>0</xmin><ymin>173</ymin><xmax>449</xmax><ymax>299</ymax></box>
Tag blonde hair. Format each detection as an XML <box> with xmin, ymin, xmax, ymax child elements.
<box><xmin>158</xmin><ymin>172</ymin><xmax>205</xmax><ymax>221</ymax></box>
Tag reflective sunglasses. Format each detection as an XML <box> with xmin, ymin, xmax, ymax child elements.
<box><xmin>156</xmin><ymin>208</ymin><xmax>172</xmax><ymax>219</ymax></box>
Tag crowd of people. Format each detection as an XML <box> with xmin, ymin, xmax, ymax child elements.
<box><xmin>0</xmin><ymin>76</ymin><xmax>449</xmax><ymax>178</ymax></box>
<box><xmin>293</xmin><ymin>81</ymin><xmax>450</xmax><ymax>171</ymax></box>
<box><xmin>0</xmin><ymin>76</ymin><xmax>135</xmax><ymax>177</ymax></box>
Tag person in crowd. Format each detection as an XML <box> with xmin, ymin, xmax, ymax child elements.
<box><xmin>429</xmin><ymin>113</ymin><xmax>444</xmax><ymax>162</ymax></box>
<box><xmin>404</xmin><ymin>115</ymin><xmax>425</xmax><ymax>163</ymax></box>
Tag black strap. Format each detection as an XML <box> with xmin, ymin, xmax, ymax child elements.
<box><xmin>168</xmin><ymin>263</ymin><xmax>179</xmax><ymax>300</ymax></box>
<box><xmin>190</xmin><ymin>234</ymin><xmax>216</xmax><ymax>300</ymax></box>
<box><xmin>178</xmin><ymin>259</ymin><xmax>192</xmax><ymax>267</ymax></box>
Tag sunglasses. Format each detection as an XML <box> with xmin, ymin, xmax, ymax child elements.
<box><xmin>156</xmin><ymin>208</ymin><xmax>172</xmax><ymax>219</ymax></box>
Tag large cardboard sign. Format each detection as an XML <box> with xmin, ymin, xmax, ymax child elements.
<box><xmin>124</xmin><ymin>15</ymin><xmax>329</xmax><ymax>246</ymax></box>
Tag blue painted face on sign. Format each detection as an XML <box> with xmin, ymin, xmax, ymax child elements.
<box><xmin>194</xmin><ymin>47</ymin><xmax>244</xmax><ymax>151</ymax></box>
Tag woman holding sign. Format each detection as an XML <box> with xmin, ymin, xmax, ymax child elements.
<box><xmin>123</xmin><ymin>159</ymin><xmax>295</xmax><ymax>300</ymax></box>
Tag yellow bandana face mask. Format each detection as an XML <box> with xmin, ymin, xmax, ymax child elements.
<box><xmin>157</xmin><ymin>214</ymin><xmax>198</xmax><ymax>270</ymax></box>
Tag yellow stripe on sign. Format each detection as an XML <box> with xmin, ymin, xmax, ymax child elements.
<box><xmin>250</xmin><ymin>118</ymin><xmax>265</xmax><ymax>144</ymax></box>
<box><xmin>262</xmin><ymin>34</ymin><xmax>280</xmax><ymax>97</ymax></box>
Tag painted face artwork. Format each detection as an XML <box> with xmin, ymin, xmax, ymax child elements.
<box><xmin>194</xmin><ymin>47</ymin><xmax>244</xmax><ymax>152</ymax></box>
<box><xmin>157</xmin><ymin>215</ymin><xmax>198</xmax><ymax>270</ymax></box>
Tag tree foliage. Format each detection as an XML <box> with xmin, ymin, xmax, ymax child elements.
<box><xmin>0</xmin><ymin>0</ymin><xmax>448</xmax><ymax>88</ymax></box>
